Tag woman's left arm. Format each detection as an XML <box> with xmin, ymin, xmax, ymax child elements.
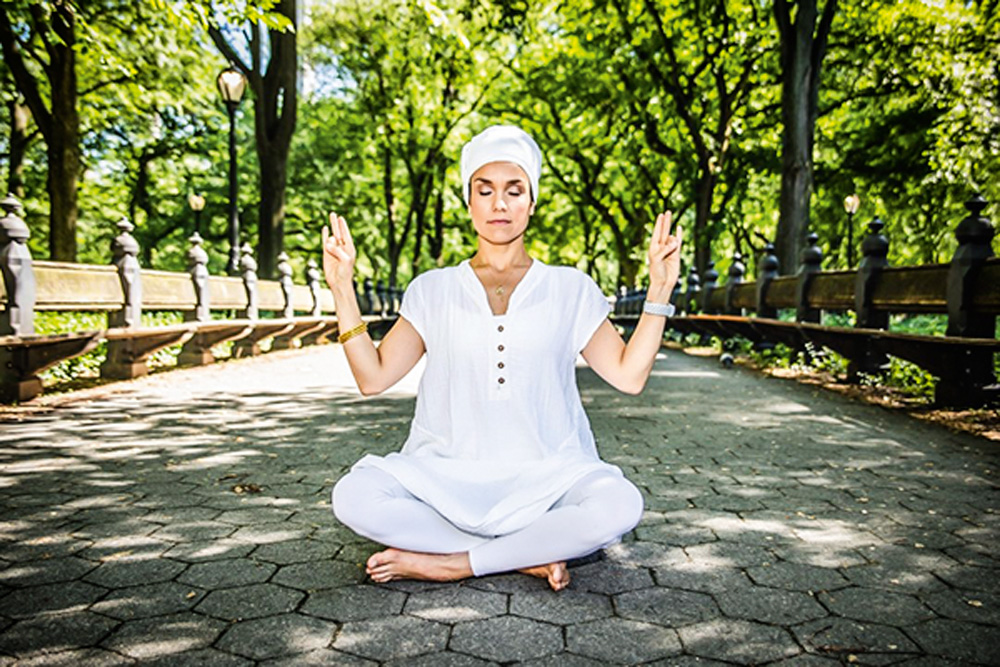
<box><xmin>582</xmin><ymin>211</ymin><xmax>682</xmax><ymax>395</ymax></box>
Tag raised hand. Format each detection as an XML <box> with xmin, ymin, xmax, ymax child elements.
<box><xmin>648</xmin><ymin>211</ymin><xmax>682</xmax><ymax>294</ymax></box>
<box><xmin>322</xmin><ymin>212</ymin><xmax>357</xmax><ymax>289</ymax></box>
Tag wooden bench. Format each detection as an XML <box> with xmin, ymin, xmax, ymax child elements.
<box><xmin>612</xmin><ymin>196</ymin><xmax>998</xmax><ymax>407</ymax></box>
<box><xmin>0</xmin><ymin>197</ymin><xmax>399</xmax><ymax>403</ymax></box>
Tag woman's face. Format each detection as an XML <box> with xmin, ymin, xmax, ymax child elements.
<box><xmin>468</xmin><ymin>161</ymin><xmax>535</xmax><ymax>248</ymax></box>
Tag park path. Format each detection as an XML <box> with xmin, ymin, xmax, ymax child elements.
<box><xmin>0</xmin><ymin>345</ymin><xmax>998</xmax><ymax>665</ymax></box>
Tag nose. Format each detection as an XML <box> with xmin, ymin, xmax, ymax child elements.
<box><xmin>493</xmin><ymin>194</ymin><xmax>508</xmax><ymax>211</ymax></box>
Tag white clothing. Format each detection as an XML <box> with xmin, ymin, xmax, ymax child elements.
<box><xmin>351</xmin><ymin>259</ymin><xmax>627</xmax><ymax>538</ymax></box>
<box><xmin>333</xmin><ymin>467</ymin><xmax>643</xmax><ymax>576</ymax></box>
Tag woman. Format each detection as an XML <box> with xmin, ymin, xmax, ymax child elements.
<box><xmin>325</xmin><ymin>125</ymin><xmax>681</xmax><ymax>591</ymax></box>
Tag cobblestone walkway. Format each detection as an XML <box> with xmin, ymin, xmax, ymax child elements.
<box><xmin>0</xmin><ymin>346</ymin><xmax>998</xmax><ymax>665</ymax></box>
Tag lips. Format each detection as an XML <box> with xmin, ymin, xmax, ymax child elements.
<box><xmin>487</xmin><ymin>219</ymin><xmax>511</xmax><ymax>225</ymax></box>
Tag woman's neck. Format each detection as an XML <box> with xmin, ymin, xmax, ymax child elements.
<box><xmin>471</xmin><ymin>242</ymin><xmax>532</xmax><ymax>273</ymax></box>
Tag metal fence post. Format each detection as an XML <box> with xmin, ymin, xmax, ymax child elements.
<box><xmin>797</xmin><ymin>232</ymin><xmax>823</xmax><ymax>324</ymax></box>
<box><xmin>725</xmin><ymin>251</ymin><xmax>745</xmax><ymax>316</ymax></box>
<box><xmin>0</xmin><ymin>194</ymin><xmax>35</xmax><ymax>336</ymax></box>
<box><xmin>701</xmin><ymin>261</ymin><xmax>719</xmax><ymax>314</ymax></box>
<box><xmin>757</xmin><ymin>242</ymin><xmax>779</xmax><ymax>319</ymax></box>
<box><xmin>942</xmin><ymin>195</ymin><xmax>996</xmax><ymax>405</ymax></box>
<box><xmin>851</xmin><ymin>218</ymin><xmax>890</xmax><ymax>379</ymax></box>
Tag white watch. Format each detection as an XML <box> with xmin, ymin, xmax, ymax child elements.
<box><xmin>643</xmin><ymin>301</ymin><xmax>675</xmax><ymax>317</ymax></box>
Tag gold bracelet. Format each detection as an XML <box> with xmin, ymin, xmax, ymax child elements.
<box><xmin>337</xmin><ymin>322</ymin><xmax>368</xmax><ymax>344</ymax></box>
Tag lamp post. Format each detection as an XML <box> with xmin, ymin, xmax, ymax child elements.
<box><xmin>843</xmin><ymin>193</ymin><xmax>861</xmax><ymax>268</ymax></box>
<box><xmin>188</xmin><ymin>193</ymin><xmax>205</xmax><ymax>235</ymax></box>
<box><xmin>217</xmin><ymin>65</ymin><xmax>247</xmax><ymax>275</ymax></box>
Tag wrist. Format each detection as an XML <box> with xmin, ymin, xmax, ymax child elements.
<box><xmin>645</xmin><ymin>283</ymin><xmax>673</xmax><ymax>304</ymax></box>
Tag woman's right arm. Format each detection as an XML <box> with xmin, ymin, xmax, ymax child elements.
<box><xmin>323</xmin><ymin>213</ymin><xmax>426</xmax><ymax>396</ymax></box>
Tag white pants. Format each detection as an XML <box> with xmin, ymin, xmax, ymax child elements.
<box><xmin>332</xmin><ymin>467</ymin><xmax>644</xmax><ymax>576</ymax></box>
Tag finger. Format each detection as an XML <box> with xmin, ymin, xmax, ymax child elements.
<box><xmin>651</xmin><ymin>213</ymin><xmax>664</xmax><ymax>247</ymax></box>
<box><xmin>329</xmin><ymin>211</ymin><xmax>343</xmax><ymax>244</ymax></box>
<box><xmin>661</xmin><ymin>210</ymin><xmax>673</xmax><ymax>245</ymax></box>
<box><xmin>338</xmin><ymin>215</ymin><xmax>355</xmax><ymax>252</ymax></box>
<box><xmin>322</xmin><ymin>224</ymin><xmax>332</xmax><ymax>255</ymax></box>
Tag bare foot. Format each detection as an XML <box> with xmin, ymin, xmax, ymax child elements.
<box><xmin>366</xmin><ymin>548</ymin><xmax>473</xmax><ymax>584</ymax></box>
<box><xmin>519</xmin><ymin>562</ymin><xmax>570</xmax><ymax>591</ymax></box>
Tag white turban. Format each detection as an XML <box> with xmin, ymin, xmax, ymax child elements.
<box><xmin>460</xmin><ymin>125</ymin><xmax>542</xmax><ymax>205</ymax></box>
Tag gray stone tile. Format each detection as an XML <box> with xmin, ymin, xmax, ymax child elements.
<box><xmin>682</xmin><ymin>541</ymin><xmax>777</xmax><ymax>569</ymax></box>
<box><xmin>142</xmin><ymin>648</ymin><xmax>253</xmax><ymax>666</ymax></box>
<box><xmin>615</xmin><ymin>587</ymin><xmax>718</xmax><ymax>627</ymax></box>
<box><xmin>333</xmin><ymin>615</ymin><xmax>449</xmax><ymax>661</ymax></box>
<box><xmin>7</xmin><ymin>648</ymin><xmax>136</xmax><ymax>666</ymax></box>
<box><xmin>566</xmin><ymin>618</ymin><xmax>682</xmax><ymax>663</ymax></box>
<box><xmin>90</xmin><ymin>581</ymin><xmax>205</xmax><ymax>620</ymax></box>
<box><xmin>300</xmin><ymin>584</ymin><xmax>406</xmax><ymax>621</ymax></box>
<box><xmin>82</xmin><ymin>558</ymin><xmax>187</xmax><ymax>589</ymax></box>
<box><xmin>254</xmin><ymin>540</ymin><xmax>339</xmax><ymax>565</ymax></box>
<box><xmin>651</xmin><ymin>564</ymin><xmax>751</xmax><ymax>595</ymax></box>
<box><xmin>3</xmin><ymin>611</ymin><xmax>119</xmax><ymax>658</ymax></box>
<box><xmin>677</xmin><ymin>618</ymin><xmax>800</xmax><ymax>664</ymax></box>
<box><xmin>920</xmin><ymin>588</ymin><xmax>1000</xmax><ymax>625</ymax></box>
<box><xmin>230</xmin><ymin>522</ymin><xmax>312</xmax><ymax>544</ymax></box>
<box><xmin>933</xmin><ymin>564</ymin><xmax>999</xmax><ymax>591</ymax></box>
<box><xmin>404</xmin><ymin>586</ymin><xmax>506</xmax><ymax>622</ymax></box>
<box><xmin>569</xmin><ymin>562</ymin><xmax>656</xmax><ymax>594</ymax></box>
<box><xmin>215</xmin><ymin>613</ymin><xmax>337</xmax><ymax>661</ymax></box>
<box><xmin>161</xmin><ymin>539</ymin><xmax>255</xmax><ymax>563</ymax></box>
<box><xmin>463</xmin><ymin>573</ymin><xmax>552</xmax><ymax>594</ymax></box>
<box><xmin>195</xmin><ymin>582</ymin><xmax>303</xmax><ymax>620</ymax></box>
<box><xmin>215</xmin><ymin>508</ymin><xmax>296</xmax><ymax>526</ymax></box>
<box><xmin>0</xmin><ymin>534</ymin><xmax>90</xmax><ymax>562</ymax></box>
<box><xmin>0</xmin><ymin>556</ymin><xmax>97</xmax><ymax>587</ymax></box>
<box><xmin>101</xmin><ymin>610</ymin><xmax>226</xmax><ymax>660</ymax></box>
<box><xmin>792</xmin><ymin>617</ymin><xmax>921</xmax><ymax>660</ymax></box>
<box><xmin>77</xmin><ymin>535</ymin><xmax>174</xmax><ymax>562</ymax></box>
<box><xmin>450</xmin><ymin>616</ymin><xmax>563</xmax><ymax>662</ymax></box>
<box><xmin>745</xmin><ymin>561</ymin><xmax>850</xmax><ymax>593</ymax></box>
<box><xmin>261</xmin><ymin>648</ymin><xmax>377</xmax><ymax>666</ymax></box>
<box><xmin>151</xmin><ymin>522</ymin><xmax>236</xmax><ymax>543</ymax></box>
<box><xmin>715</xmin><ymin>586</ymin><xmax>827</xmax><ymax>625</ymax></box>
<box><xmin>605</xmin><ymin>542</ymin><xmax>689</xmax><ymax>569</ymax></box>
<box><xmin>271</xmin><ymin>560</ymin><xmax>364</xmax><ymax>590</ymax></box>
<box><xmin>510</xmin><ymin>589</ymin><xmax>611</xmax><ymax>625</ymax></box>
<box><xmin>818</xmin><ymin>587</ymin><xmax>935</xmax><ymax>625</ymax></box>
<box><xmin>0</xmin><ymin>580</ymin><xmax>107</xmax><ymax>618</ymax></box>
<box><xmin>634</xmin><ymin>522</ymin><xmax>718</xmax><ymax>547</ymax></box>
<box><xmin>384</xmin><ymin>652</ymin><xmax>495</xmax><ymax>667</ymax></box>
<box><xmin>176</xmin><ymin>558</ymin><xmax>275</xmax><ymax>588</ymax></box>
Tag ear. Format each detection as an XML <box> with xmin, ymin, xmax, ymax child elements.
<box><xmin>529</xmin><ymin>200</ymin><xmax>536</xmax><ymax>216</ymax></box>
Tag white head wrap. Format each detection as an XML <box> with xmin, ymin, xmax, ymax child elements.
<box><xmin>460</xmin><ymin>125</ymin><xmax>542</xmax><ymax>205</ymax></box>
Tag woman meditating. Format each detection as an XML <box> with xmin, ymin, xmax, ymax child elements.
<box><xmin>325</xmin><ymin>125</ymin><xmax>682</xmax><ymax>591</ymax></box>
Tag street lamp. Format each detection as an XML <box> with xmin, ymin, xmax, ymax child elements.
<box><xmin>843</xmin><ymin>193</ymin><xmax>861</xmax><ymax>267</ymax></box>
<box><xmin>217</xmin><ymin>65</ymin><xmax>247</xmax><ymax>275</ymax></box>
<box><xmin>188</xmin><ymin>193</ymin><xmax>205</xmax><ymax>235</ymax></box>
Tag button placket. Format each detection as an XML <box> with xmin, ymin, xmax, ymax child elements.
<box><xmin>491</xmin><ymin>317</ymin><xmax>509</xmax><ymax>399</ymax></box>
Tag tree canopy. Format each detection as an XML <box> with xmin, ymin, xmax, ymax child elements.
<box><xmin>1</xmin><ymin>0</ymin><xmax>996</xmax><ymax>289</ymax></box>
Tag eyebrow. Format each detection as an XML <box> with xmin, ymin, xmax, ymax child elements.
<box><xmin>473</xmin><ymin>177</ymin><xmax>525</xmax><ymax>186</ymax></box>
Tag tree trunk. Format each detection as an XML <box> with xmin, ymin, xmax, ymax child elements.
<box><xmin>7</xmin><ymin>99</ymin><xmax>31</xmax><ymax>199</ymax></box>
<box><xmin>253</xmin><ymin>0</ymin><xmax>297</xmax><ymax>279</ymax></box>
<box><xmin>773</xmin><ymin>0</ymin><xmax>838</xmax><ymax>275</ymax></box>
<box><xmin>383</xmin><ymin>143</ymin><xmax>400</xmax><ymax>288</ymax></box>
<box><xmin>257</xmin><ymin>141</ymin><xmax>289</xmax><ymax>278</ymax></box>
<box><xmin>47</xmin><ymin>17</ymin><xmax>80</xmax><ymax>262</ymax></box>
<box><xmin>693</xmin><ymin>162</ymin><xmax>716</xmax><ymax>276</ymax></box>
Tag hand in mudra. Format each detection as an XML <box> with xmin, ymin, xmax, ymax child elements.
<box><xmin>649</xmin><ymin>211</ymin><xmax>682</xmax><ymax>291</ymax></box>
<box><xmin>322</xmin><ymin>212</ymin><xmax>356</xmax><ymax>289</ymax></box>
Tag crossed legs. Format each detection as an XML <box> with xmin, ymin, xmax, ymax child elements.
<box><xmin>331</xmin><ymin>467</ymin><xmax>644</xmax><ymax>591</ymax></box>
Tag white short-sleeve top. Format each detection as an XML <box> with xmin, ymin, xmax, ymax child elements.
<box><xmin>352</xmin><ymin>258</ymin><xmax>624</xmax><ymax>537</ymax></box>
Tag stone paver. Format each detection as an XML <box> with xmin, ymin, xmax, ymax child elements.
<box><xmin>0</xmin><ymin>344</ymin><xmax>997</xmax><ymax>664</ymax></box>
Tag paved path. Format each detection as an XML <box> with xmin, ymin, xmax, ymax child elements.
<box><xmin>0</xmin><ymin>346</ymin><xmax>998</xmax><ymax>665</ymax></box>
